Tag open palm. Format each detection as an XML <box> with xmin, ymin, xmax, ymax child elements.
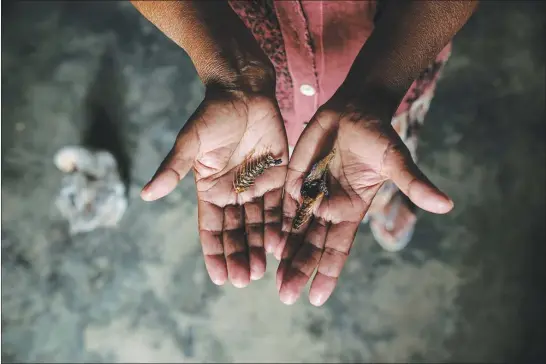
<box><xmin>142</xmin><ymin>91</ymin><xmax>288</xmax><ymax>288</ymax></box>
<box><xmin>276</xmin><ymin>108</ymin><xmax>454</xmax><ymax>306</ymax></box>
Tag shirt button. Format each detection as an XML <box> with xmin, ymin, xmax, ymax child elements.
<box><xmin>299</xmin><ymin>84</ymin><xmax>316</xmax><ymax>97</ymax></box>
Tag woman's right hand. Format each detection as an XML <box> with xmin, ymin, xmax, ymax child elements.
<box><xmin>132</xmin><ymin>0</ymin><xmax>289</xmax><ymax>288</ymax></box>
<box><xmin>141</xmin><ymin>76</ymin><xmax>289</xmax><ymax>289</ymax></box>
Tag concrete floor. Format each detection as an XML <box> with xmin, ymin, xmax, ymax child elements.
<box><xmin>1</xmin><ymin>1</ymin><xmax>544</xmax><ymax>362</ymax></box>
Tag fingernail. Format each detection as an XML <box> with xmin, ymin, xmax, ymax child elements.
<box><xmin>140</xmin><ymin>186</ymin><xmax>154</xmax><ymax>201</ymax></box>
<box><xmin>212</xmin><ymin>277</ymin><xmax>225</xmax><ymax>286</ymax></box>
<box><xmin>140</xmin><ymin>170</ymin><xmax>179</xmax><ymax>202</ymax></box>
<box><xmin>437</xmin><ymin>198</ymin><xmax>454</xmax><ymax>212</ymax></box>
<box><xmin>250</xmin><ymin>269</ymin><xmax>263</xmax><ymax>281</ymax></box>
<box><xmin>232</xmin><ymin>279</ymin><xmax>249</xmax><ymax>289</ymax></box>
<box><xmin>274</xmin><ymin>245</ymin><xmax>284</xmax><ymax>261</ymax></box>
<box><xmin>310</xmin><ymin>293</ymin><xmax>325</xmax><ymax>307</ymax></box>
<box><xmin>281</xmin><ymin>292</ymin><xmax>298</xmax><ymax>305</ymax></box>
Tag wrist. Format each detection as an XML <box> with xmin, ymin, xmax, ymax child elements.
<box><xmin>197</xmin><ymin>43</ymin><xmax>276</xmax><ymax>96</ymax></box>
<box><xmin>326</xmin><ymin>0</ymin><xmax>477</xmax><ymax>124</ymax></box>
<box><xmin>328</xmin><ymin>80</ymin><xmax>403</xmax><ymax>124</ymax></box>
<box><xmin>132</xmin><ymin>0</ymin><xmax>276</xmax><ymax>96</ymax></box>
<box><xmin>189</xmin><ymin>4</ymin><xmax>276</xmax><ymax>95</ymax></box>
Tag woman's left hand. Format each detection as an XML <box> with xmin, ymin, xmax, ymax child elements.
<box><xmin>274</xmin><ymin>96</ymin><xmax>454</xmax><ymax>306</ymax></box>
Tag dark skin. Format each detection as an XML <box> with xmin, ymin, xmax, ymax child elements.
<box><xmin>278</xmin><ymin>1</ymin><xmax>479</xmax><ymax>306</ymax></box>
<box><xmin>132</xmin><ymin>0</ymin><xmax>288</xmax><ymax>287</ymax></box>
<box><xmin>131</xmin><ymin>0</ymin><xmax>478</xmax><ymax>304</ymax></box>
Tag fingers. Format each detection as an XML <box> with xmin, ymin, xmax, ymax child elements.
<box><xmin>244</xmin><ymin>197</ymin><xmax>266</xmax><ymax>281</ymax></box>
<box><xmin>223</xmin><ymin>204</ymin><xmax>250</xmax><ymax>288</ymax></box>
<box><xmin>383</xmin><ymin>143</ymin><xmax>454</xmax><ymax>214</ymax></box>
<box><xmin>273</xmin><ymin>187</ymin><xmax>300</xmax><ymax>261</ymax></box>
<box><xmin>308</xmin><ymin>221</ymin><xmax>360</xmax><ymax>307</ymax></box>
<box><xmin>287</xmin><ymin>111</ymin><xmax>339</xmax><ymax>173</ymax></box>
<box><xmin>198</xmin><ymin>200</ymin><xmax>228</xmax><ymax>285</ymax></box>
<box><xmin>275</xmin><ymin>199</ymin><xmax>314</xmax><ymax>299</ymax></box>
<box><xmin>275</xmin><ymin>111</ymin><xmax>338</xmax><ymax>304</ymax></box>
<box><xmin>264</xmin><ymin>188</ymin><xmax>283</xmax><ymax>255</ymax></box>
<box><xmin>278</xmin><ymin>218</ymin><xmax>329</xmax><ymax>305</ymax></box>
<box><xmin>141</xmin><ymin>125</ymin><xmax>199</xmax><ymax>202</ymax></box>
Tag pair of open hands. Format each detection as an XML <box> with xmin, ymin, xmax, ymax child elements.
<box><xmin>140</xmin><ymin>84</ymin><xmax>453</xmax><ymax>306</ymax></box>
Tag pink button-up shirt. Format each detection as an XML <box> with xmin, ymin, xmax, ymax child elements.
<box><xmin>230</xmin><ymin>0</ymin><xmax>451</xmax><ymax>146</ymax></box>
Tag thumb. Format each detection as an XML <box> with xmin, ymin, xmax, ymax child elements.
<box><xmin>141</xmin><ymin>125</ymin><xmax>199</xmax><ymax>202</ymax></box>
<box><xmin>383</xmin><ymin>143</ymin><xmax>454</xmax><ymax>214</ymax></box>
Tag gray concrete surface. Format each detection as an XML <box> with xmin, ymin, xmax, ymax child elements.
<box><xmin>1</xmin><ymin>1</ymin><xmax>544</xmax><ymax>362</ymax></box>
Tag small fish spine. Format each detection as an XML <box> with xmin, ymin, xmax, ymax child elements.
<box><xmin>292</xmin><ymin>148</ymin><xmax>336</xmax><ymax>229</ymax></box>
<box><xmin>304</xmin><ymin>148</ymin><xmax>336</xmax><ymax>183</ymax></box>
<box><xmin>234</xmin><ymin>152</ymin><xmax>282</xmax><ymax>193</ymax></box>
<box><xmin>292</xmin><ymin>194</ymin><xmax>324</xmax><ymax>230</ymax></box>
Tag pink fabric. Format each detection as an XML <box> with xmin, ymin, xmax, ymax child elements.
<box><xmin>276</xmin><ymin>1</ymin><xmax>381</xmax><ymax>144</ymax></box>
<box><xmin>229</xmin><ymin>0</ymin><xmax>451</xmax><ymax>146</ymax></box>
<box><xmin>229</xmin><ymin>0</ymin><xmax>453</xmax><ymax>222</ymax></box>
<box><xmin>228</xmin><ymin>0</ymin><xmax>294</xmax><ymax>111</ymax></box>
<box><xmin>397</xmin><ymin>44</ymin><xmax>452</xmax><ymax>115</ymax></box>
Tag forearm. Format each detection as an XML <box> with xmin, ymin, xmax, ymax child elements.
<box><xmin>337</xmin><ymin>0</ymin><xmax>478</xmax><ymax>117</ymax></box>
<box><xmin>130</xmin><ymin>0</ymin><xmax>274</xmax><ymax>90</ymax></box>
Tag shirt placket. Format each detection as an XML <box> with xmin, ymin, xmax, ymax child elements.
<box><xmin>274</xmin><ymin>0</ymin><xmax>320</xmax><ymax>127</ymax></box>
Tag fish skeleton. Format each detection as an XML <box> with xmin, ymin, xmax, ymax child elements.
<box><xmin>234</xmin><ymin>150</ymin><xmax>282</xmax><ymax>194</ymax></box>
<box><xmin>292</xmin><ymin>148</ymin><xmax>335</xmax><ymax>229</ymax></box>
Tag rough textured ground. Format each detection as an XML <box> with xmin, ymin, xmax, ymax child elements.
<box><xmin>1</xmin><ymin>1</ymin><xmax>544</xmax><ymax>363</ymax></box>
